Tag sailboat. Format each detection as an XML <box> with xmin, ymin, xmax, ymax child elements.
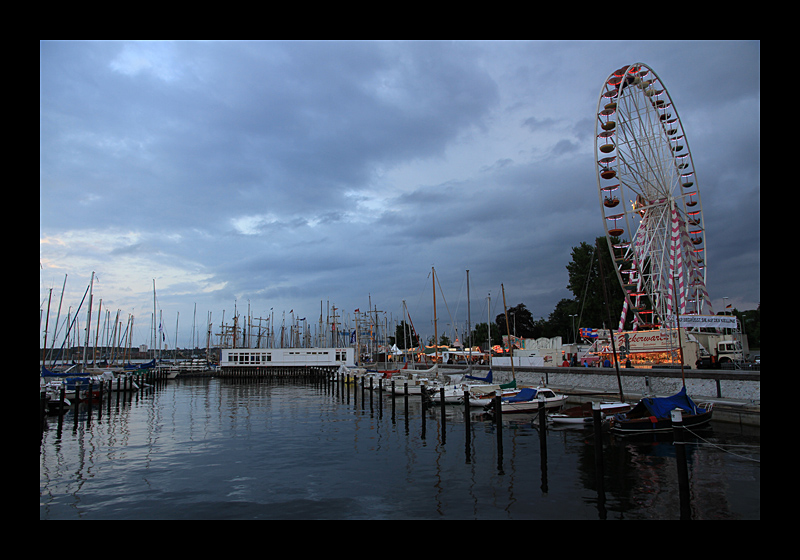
<box><xmin>608</xmin><ymin>387</ymin><xmax>713</xmax><ymax>433</ymax></box>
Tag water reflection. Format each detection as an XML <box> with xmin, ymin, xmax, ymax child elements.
<box><xmin>41</xmin><ymin>377</ymin><xmax>759</xmax><ymax>520</ymax></box>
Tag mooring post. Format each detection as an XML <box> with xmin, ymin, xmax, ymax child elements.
<box><xmin>86</xmin><ymin>380</ymin><xmax>93</xmax><ymax>420</ymax></box>
<box><xmin>420</xmin><ymin>383</ymin><xmax>427</xmax><ymax>439</ymax></box>
<box><xmin>494</xmin><ymin>392</ymin><xmax>503</xmax><ymax>474</ymax></box>
<box><xmin>671</xmin><ymin>408</ymin><xmax>691</xmax><ymax>519</ymax></box>
<box><xmin>59</xmin><ymin>385</ymin><xmax>67</xmax><ymax>418</ymax></box>
<box><xmin>464</xmin><ymin>389</ymin><xmax>471</xmax><ymax>463</ymax></box>
<box><xmin>73</xmin><ymin>382</ymin><xmax>81</xmax><ymax>429</ymax></box>
<box><xmin>391</xmin><ymin>380</ymin><xmax>396</xmax><ymax>422</ymax></box>
<box><xmin>440</xmin><ymin>387</ymin><xmax>446</xmax><ymax>444</ymax></box>
<box><xmin>592</xmin><ymin>402</ymin><xmax>606</xmax><ymax>517</ymax></box>
<box><xmin>538</xmin><ymin>394</ymin><xmax>546</xmax><ymax>432</ymax></box>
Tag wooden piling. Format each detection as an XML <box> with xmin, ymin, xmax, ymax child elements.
<box><xmin>671</xmin><ymin>409</ymin><xmax>691</xmax><ymax>519</ymax></box>
<box><xmin>421</xmin><ymin>383</ymin><xmax>426</xmax><ymax>439</ymax></box>
<box><xmin>494</xmin><ymin>393</ymin><xmax>503</xmax><ymax>473</ymax></box>
<box><xmin>592</xmin><ymin>402</ymin><xmax>606</xmax><ymax>510</ymax></box>
<box><xmin>440</xmin><ymin>387</ymin><xmax>446</xmax><ymax>444</ymax></box>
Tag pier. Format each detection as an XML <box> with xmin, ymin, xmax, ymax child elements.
<box><xmin>177</xmin><ymin>361</ymin><xmax>759</xmax><ymax>426</ymax></box>
<box><xmin>197</xmin><ymin>365</ymin><xmax>338</xmax><ymax>381</ymax></box>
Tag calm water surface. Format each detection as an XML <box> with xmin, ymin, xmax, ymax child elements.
<box><xmin>40</xmin><ymin>377</ymin><xmax>760</xmax><ymax>519</ymax></box>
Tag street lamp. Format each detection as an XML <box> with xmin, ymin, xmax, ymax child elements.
<box><xmin>569</xmin><ymin>314</ymin><xmax>578</xmax><ymax>343</ymax></box>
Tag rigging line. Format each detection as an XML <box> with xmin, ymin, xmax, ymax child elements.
<box><xmin>452</xmin><ymin>273</ymin><xmax>467</xmax><ymax>330</ymax></box>
<box><xmin>679</xmin><ymin>425</ymin><xmax>761</xmax><ymax>463</ymax></box>
<box><xmin>577</xmin><ymin>241</ymin><xmax>597</xmax><ymax>335</ymax></box>
<box><xmin>434</xmin><ymin>271</ymin><xmax>456</xmax><ymax>334</ymax></box>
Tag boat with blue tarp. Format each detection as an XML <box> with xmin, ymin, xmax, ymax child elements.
<box><xmin>608</xmin><ymin>386</ymin><xmax>713</xmax><ymax>433</ymax></box>
<box><xmin>485</xmin><ymin>386</ymin><xmax>568</xmax><ymax>414</ymax></box>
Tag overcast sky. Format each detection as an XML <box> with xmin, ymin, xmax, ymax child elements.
<box><xmin>40</xmin><ymin>40</ymin><xmax>760</xmax><ymax>349</ymax></box>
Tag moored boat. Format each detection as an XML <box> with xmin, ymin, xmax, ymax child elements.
<box><xmin>608</xmin><ymin>387</ymin><xmax>713</xmax><ymax>434</ymax></box>
<box><xmin>485</xmin><ymin>386</ymin><xmax>568</xmax><ymax>414</ymax></box>
<box><xmin>548</xmin><ymin>401</ymin><xmax>631</xmax><ymax>424</ymax></box>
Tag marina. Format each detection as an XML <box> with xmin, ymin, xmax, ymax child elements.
<box><xmin>40</xmin><ymin>369</ymin><xmax>759</xmax><ymax>520</ymax></box>
<box><xmin>40</xmin><ymin>48</ymin><xmax>760</xmax><ymax>521</ymax></box>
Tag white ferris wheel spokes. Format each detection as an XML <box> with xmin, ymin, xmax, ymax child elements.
<box><xmin>594</xmin><ymin>63</ymin><xmax>712</xmax><ymax>331</ymax></box>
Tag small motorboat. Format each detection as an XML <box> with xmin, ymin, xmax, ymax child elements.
<box><xmin>383</xmin><ymin>374</ymin><xmax>443</xmax><ymax>395</ymax></box>
<box><xmin>548</xmin><ymin>401</ymin><xmax>631</xmax><ymax>424</ymax></box>
<box><xmin>485</xmin><ymin>386</ymin><xmax>568</xmax><ymax>414</ymax></box>
<box><xmin>42</xmin><ymin>381</ymin><xmax>71</xmax><ymax>414</ymax></box>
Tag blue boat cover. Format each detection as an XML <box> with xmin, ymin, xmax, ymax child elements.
<box><xmin>635</xmin><ymin>387</ymin><xmax>706</xmax><ymax>418</ymax></box>
<box><xmin>503</xmin><ymin>387</ymin><xmax>537</xmax><ymax>403</ymax></box>
<box><xmin>465</xmin><ymin>369</ymin><xmax>492</xmax><ymax>383</ymax></box>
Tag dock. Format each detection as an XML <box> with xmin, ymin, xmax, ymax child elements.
<box><xmin>436</xmin><ymin>363</ymin><xmax>760</xmax><ymax>427</ymax></box>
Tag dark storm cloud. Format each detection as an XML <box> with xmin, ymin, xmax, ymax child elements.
<box><xmin>40</xmin><ymin>40</ymin><xmax>759</xmax><ymax>346</ymax></box>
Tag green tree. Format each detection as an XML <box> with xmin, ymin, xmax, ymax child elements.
<box><xmin>470</xmin><ymin>322</ymin><xmax>503</xmax><ymax>350</ymax></box>
<box><xmin>565</xmin><ymin>236</ymin><xmax>629</xmax><ymax>331</ymax></box>
<box><xmin>545</xmin><ymin>298</ymin><xmax>581</xmax><ymax>342</ymax></box>
<box><xmin>735</xmin><ymin>305</ymin><xmax>760</xmax><ymax>349</ymax></box>
<box><xmin>493</xmin><ymin>303</ymin><xmax>536</xmax><ymax>339</ymax></box>
<box><xmin>394</xmin><ymin>320</ymin><xmax>419</xmax><ymax>349</ymax></box>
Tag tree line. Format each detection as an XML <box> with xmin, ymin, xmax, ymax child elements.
<box><xmin>393</xmin><ymin>236</ymin><xmax>760</xmax><ymax>350</ymax></box>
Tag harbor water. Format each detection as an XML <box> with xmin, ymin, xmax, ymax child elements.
<box><xmin>40</xmin><ymin>377</ymin><xmax>760</xmax><ymax>520</ymax></box>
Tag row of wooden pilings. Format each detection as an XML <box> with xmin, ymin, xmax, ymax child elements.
<box><xmin>324</xmin><ymin>368</ymin><xmax>560</xmax><ymax>477</ymax></box>
<box><xmin>39</xmin><ymin>367</ymin><xmax>170</xmax><ymax>440</ymax></box>
<box><xmin>325</xmin><ymin>368</ymin><xmax>696</xmax><ymax>517</ymax></box>
<box><xmin>216</xmin><ymin>366</ymin><xmax>338</xmax><ymax>381</ymax></box>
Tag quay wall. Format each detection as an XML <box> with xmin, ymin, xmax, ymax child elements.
<box><xmin>439</xmin><ymin>364</ymin><xmax>761</xmax><ymax>427</ymax></box>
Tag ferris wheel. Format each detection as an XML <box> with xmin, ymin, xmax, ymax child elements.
<box><xmin>594</xmin><ymin>63</ymin><xmax>713</xmax><ymax>331</ymax></box>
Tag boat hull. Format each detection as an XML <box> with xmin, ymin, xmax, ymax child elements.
<box><xmin>609</xmin><ymin>409</ymin><xmax>713</xmax><ymax>433</ymax></box>
<box><xmin>549</xmin><ymin>401</ymin><xmax>631</xmax><ymax>424</ymax></box>
<box><xmin>499</xmin><ymin>396</ymin><xmax>568</xmax><ymax>414</ymax></box>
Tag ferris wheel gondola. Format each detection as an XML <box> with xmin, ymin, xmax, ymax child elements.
<box><xmin>594</xmin><ymin>63</ymin><xmax>713</xmax><ymax>331</ymax></box>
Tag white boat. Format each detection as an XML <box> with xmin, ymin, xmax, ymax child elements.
<box><xmin>485</xmin><ymin>386</ymin><xmax>568</xmax><ymax>414</ymax></box>
<box><xmin>383</xmin><ymin>372</ymin><xmax>444</xmax><ymax>395</ymax></box>
<box><xmin>165</xmin><ymin>358</ymin><xmax>216</xmax><ymax>378</ymax></box>
<box><xmin>548</xmin><ymin>401</ymin><xmax>631</xmax><ymax>424</ymax></box>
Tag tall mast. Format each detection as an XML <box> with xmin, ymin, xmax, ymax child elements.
<box><xmin>175</xmin><ymin>311</ymin><xmax>180</xmax><ymax>363</ymax></box>
<box><xmin>93</xmin><ymin>298</ymin><xmax>102</xmax><ymax>365</ymax></box>
<box><xmin>501</xmin><ymin>283</ymin><xmax>515</xmax><ymax>382</ymax></box>
<box><xmin>82</xmin><ymin>271</ymin><xmax>95</xmax><ymax>369</ymax></box>
<box><xmin>466</xmin><ymin>270</ymin><xmax>472</xmax><ymax>367</ymax></box>
<box><xmin>487</xmin><ymin>294</ymin><xmax>492</xmax><ymax>368</ymax></box>
<box><xmin>42</xmin><ymin>288</ymin><xmax>52</xmax><ymax>368</ymax></box>
<box><xmin>432</xmin><ymin>267</ymin><xmax>438</xmax><ymax>363</ymax></box>
<box><xmin>47</xmin><ymin>274</ymin><xmax>68</xmax><ymax>367</ymax></box>
<box><xmin>153</xmin><ymin>279</ymin><xmax>157</xmax><ymax>360</ymax></box>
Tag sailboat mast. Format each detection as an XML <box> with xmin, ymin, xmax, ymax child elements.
<box><xmin>153</xmin><ymin>279</ymin><xmax>157</xmax><ymax>360</ymax></box>
<box><xmin>93</xmin><ymin>299</ymin><xmax>102</xmax><ymax>365</ymax></box>
<box><xmin>82</xmin><ymin>271</ymin><xmax>94</xmax><ymax>369</ymax></box>
<box><xmin>48</xmin><ymin>274</ymin><xmax>68</xmax><ymax>367</ymax></box>
<box><xmin>501</xmin><ymin>283</ymin><xmax>516</xmax><ymax>382</ymax></box>
<box><xmin>596</xmin><ymin>238</ymin><xmax>625</xmax><ymax>402</ymax></box>
<box><xmin>432</xmin><ymin>267</ymin><xmax>438</xmax><ymax>363</ymax></box>
<box><xmin>466</xmin><ymin>270</ymin><xmax>472</xmax><ymax>366</ymax></box>
<box><xmin>487</xmin><ymin>294</ymin><xmax>492</xmax><ymax>368</ymax></box>
<box><xmin>42</xmin><ymin>288</ymin><xmax>52</xmax><ymax>368</ymax></box>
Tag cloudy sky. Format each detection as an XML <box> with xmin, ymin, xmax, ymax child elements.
<box><xmin>40</xmin><ymin>40</ymin><xmax>760</xmax><ymax>349</ymax></box>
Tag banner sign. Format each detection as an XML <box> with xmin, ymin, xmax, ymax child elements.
<box><xmin>615</xmin><ymin>330</ymin><xmax>675</xmax><ymax>353</ymax></box>
<box><xmin>664</xmin><ymin>315</ymin><xmax>738</xmax><ymax>329</ymax></box>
